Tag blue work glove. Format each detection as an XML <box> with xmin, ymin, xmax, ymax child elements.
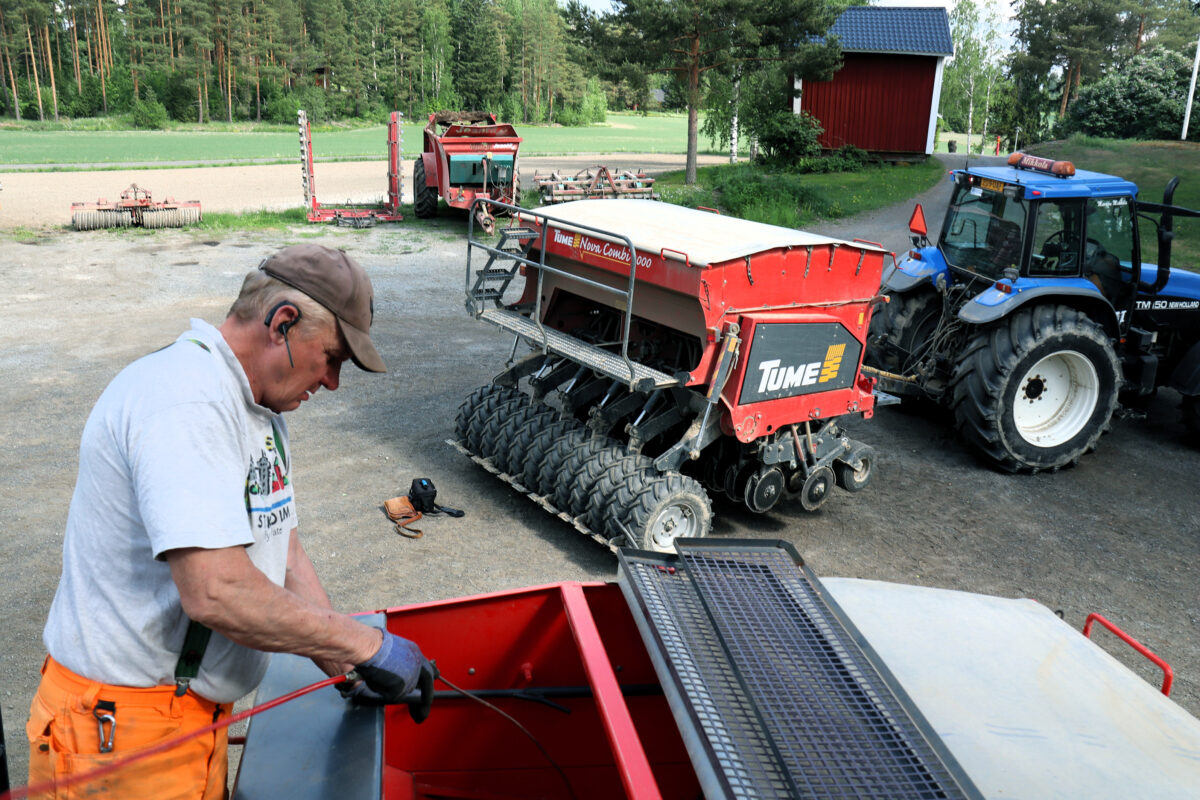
<box><xmin>349</xmin><ymin>629</ymin><xmax>429</xmax><ymax>704</ymax></box>
<box><xmin>340</xmin><ymin>660</ymin><xmax>437</xmax><ymax>724</ymax></box>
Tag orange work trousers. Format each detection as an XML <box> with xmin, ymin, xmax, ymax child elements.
<box><xmin>26</xmin><ymin>655</ymin><xmax>230</xmax><ymax>800</ymax></box>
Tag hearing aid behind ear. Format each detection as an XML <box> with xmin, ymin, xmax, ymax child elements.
<box><xmin>264</xmin><ymin>301</ymin><xmax>302</xmax><ymax>367</ymax></box>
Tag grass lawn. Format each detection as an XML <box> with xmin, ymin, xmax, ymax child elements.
<box><xmin>0</xmin><ymin>111</ymin><xmax>708</xmax><ymax>166</ymax></box>
<box><xmin>655</xmin><ymin>158</ymin><xmax>945</xmax><ymax>227</ymax></box>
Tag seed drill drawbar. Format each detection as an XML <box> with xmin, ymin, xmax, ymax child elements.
<box><xmin>449</xmin><ymin>199</ymin><xmax>889</xmax><ymax>552</ymax></box>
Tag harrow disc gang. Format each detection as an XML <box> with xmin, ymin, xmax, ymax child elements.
<box><xmin>71</xmin><ymin>184</ymin><xmax>202</xmax><ymax>230</ymax></box>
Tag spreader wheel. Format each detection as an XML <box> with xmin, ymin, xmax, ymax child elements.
<box><xmin>521</xmin><ymin>421</ymin><xmax>581</xmax><ymax>493</ymax></box>
<box><xmin>454</xmin><ymin>385</ymin><xmax>495</xmax><ymax>443</ymax></box>
<box><xmin>551</xmin><ymin>436</ymin><xmax>611</xmax><ymax>510</ymax></box>
<box><xmin>565</xmin><ymin>447</ymin><xmax>625</xmax><ymax>518</ymax></box>
<box><xmin>799</xmin><ymin>466</ymin><xmax>835</xmax><ymax>512</ymax></box>
<box><xmin>477</xmin><ymin>396</ymin><xmax>528</xmax><ymax>462</ymax></box>
<box><xmin>834</xmin><ymin>447</ymin><xmax>874</xmax><ymax>493</ymax></box>
<box><xmin>535</xmin><ymin>429</ymin><xmax>591</xmax><ymax>496</ymax></box>
<box><xmin>505</xmin><ymin>407</ymin><xmax>558</xmax><ymax>482</ymax></box>
<box><xmin>491</xmin><ymin>404</ymin><xmax>550</xmax><ymax>474</ymax></box>
<box><xmin>463</xmin><ymin>385</ymin><xmax>521</xmax><ymax>455</ymax></box>
<box><xmin>413</xmin><ymin>157</ymin><xmax>438</xmax><ymax>219</ymax></box>
<box><xmin>587</xmin><ymin>455</ymin><xmax>653</xmax><ymax>534</ymax></box>
<box><xmin>625</xmin><ymin>473</ymin><xmax>712</xmax><ymax>553</ymax></box>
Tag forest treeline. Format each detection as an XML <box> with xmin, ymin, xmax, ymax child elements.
<box><xmin>0</xmin><ymin>0</ymin><xmax>622</xmax><ymax>126</ymax></box>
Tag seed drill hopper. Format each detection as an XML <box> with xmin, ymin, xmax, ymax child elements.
<box><xmin>412</xmin><ymin>112</ymin><xmax>521</xmax><ymax>233</ymax></box>
<box><xmin>71</xmin><ymin>184</ymin><xmax>202</xmax><ymax>230</ymax></box>
<box><xmin>450</xmin><ymin>198</ymin><xmax>888</xmax><ymax>552</ymax></box>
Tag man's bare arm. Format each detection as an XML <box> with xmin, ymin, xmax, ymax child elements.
<box><xmin>166</xmin><ymin>545</ymin><xmax>381</xmax><ymax>670</ymax></box>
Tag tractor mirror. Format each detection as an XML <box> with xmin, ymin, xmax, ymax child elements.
<box><xmin>908</xmin><ymin>204</ymin><xmax>928</xmax><ymax>238</ymax></box>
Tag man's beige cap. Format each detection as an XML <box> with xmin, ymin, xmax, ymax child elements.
<box><xmin>259</xmin><ymin>244</ymin><xmax>386</xmax><ymax>373</ymax></box>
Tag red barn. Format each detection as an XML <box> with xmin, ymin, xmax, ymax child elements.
<box><xmin>796</xmin><ymin>6</ymin><xmax>954</xmax><ymax>158</ymax></box>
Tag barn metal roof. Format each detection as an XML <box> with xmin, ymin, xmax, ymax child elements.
<box><xmin>831</xmin><ymin>6</ymin><xmax>954</xmax><ymax>57</ymax></box>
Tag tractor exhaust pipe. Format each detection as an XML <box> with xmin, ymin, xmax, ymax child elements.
<box><xmin>1138</xmin><ymin>176</ymin><xmax>1200</xmax><ymax>294</ymax></box>
<box><xmin>1153</xmin><ymin>177</ymin><xmax>1180</xmax><ymax>295</ymax></box>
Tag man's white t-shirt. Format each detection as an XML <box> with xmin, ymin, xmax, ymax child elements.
<box><xmin>43</xmin><ymin>319</ymin><xmax>296</xmax><ymax>703</ymax></box>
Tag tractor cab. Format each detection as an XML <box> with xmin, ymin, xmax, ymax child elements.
<box><xmin>932</xmin><ymin>155</ymin><xmax>1143</xmax><ymax>313</ymax></box>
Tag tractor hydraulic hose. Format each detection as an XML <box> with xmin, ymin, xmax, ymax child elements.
<box><xmin>860</xmin><ymin>364</ymin><xmax>919</xmax><ymax>383</ymax></box>
<box><xmin>0</xmin><ymin>673</ymin><xmax>352</xmax><ymax>800</ymax></box>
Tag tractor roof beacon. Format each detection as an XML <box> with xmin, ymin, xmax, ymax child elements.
<box><xmin>865</xmin><ymin>152</ymin><xmax>1200</xmax><ymax>473</ymax></box>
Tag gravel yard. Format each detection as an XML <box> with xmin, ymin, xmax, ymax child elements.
<box><xmin>1</xmin><ymin>158</ymin><xmax>1196</xmax><ymax>787</ymax></box>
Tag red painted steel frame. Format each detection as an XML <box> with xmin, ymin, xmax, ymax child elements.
<box><xmin>302</xmin><ymin>111</ymin><xmax>404</xmax><ymax>223</ymax></box>
<box><xmin>528</xmin><ymin>218</ymin><xmax>885</xmax><ymax>442</ymax></box>
<box><xmin>376</xmin><ymin>582</ymin><xmax>697</xmax><ymax>800</ymax></box>
<box><xmin>1083</xmin><ymin>613</ymin><xmax>1175</xmax><ymax>695</ymax></box>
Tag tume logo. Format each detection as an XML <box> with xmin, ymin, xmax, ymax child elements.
<box><xmin>756</xmin><ymin>344</ymin><xmax>846</xmax><ymax>393</ymax></box>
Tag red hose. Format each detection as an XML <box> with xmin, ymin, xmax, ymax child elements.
<box><xmin>1</xmin><ymin>674</ymin><xmax>351</xmax><ymax>800</ymax></box>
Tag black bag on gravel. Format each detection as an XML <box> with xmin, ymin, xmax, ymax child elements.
<box><xmin>409</xmin><ymin>478</ymin><xmax>464</xmax><ymax>517</ymax></box>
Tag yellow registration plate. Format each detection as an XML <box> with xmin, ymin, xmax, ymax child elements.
<box><xmin>980</xmin><ymin>178</ymin><xmax>1005</xmax><ymax>192</ymax></box>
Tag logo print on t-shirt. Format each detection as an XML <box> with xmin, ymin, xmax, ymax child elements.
<box><xmin>245</xmin><ymin>433</ymin><xmax>293</xmax><ymax>538</ymax></box>
<box><xmin>246</xmin><ymin>434</ymin><xmax>290</xmax><ymax>499</ymax></box>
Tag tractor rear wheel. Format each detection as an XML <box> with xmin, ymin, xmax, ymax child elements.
<box><xmin>413</xmin><ymin>157</ymin><xmax>438</xmax><ymax>219</ymax></box>
<box><xmin>951</xmin><ymin>305</ymin><xmax>1119</xmax><ymax>473</ymax></box>
<box><xmin>1183</xmin><ymin>394</ymin><xmax>1199</xmax><ymax>441</ymax></box>
<box><xmin>625</xmin><ymin>473</ymin><xmax>712</xmax><ymax>553</ymax></box>
<box><xmin>865</xmin><ymin>290</ymin><xmax>942</xmax><ymax>375</ymax></box>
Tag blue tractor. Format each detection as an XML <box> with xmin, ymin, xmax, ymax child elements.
<box><xmin>866</xmin><ymin>152</ymin><xmax>1200</xmax><ymax>472</ymax></box>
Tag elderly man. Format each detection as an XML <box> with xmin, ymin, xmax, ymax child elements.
<box><xmin>26</xmin><ymin>244</ymin><xmax>425</xmax><ymax>799</ymax></box>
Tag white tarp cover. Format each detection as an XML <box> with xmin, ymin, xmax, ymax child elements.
<box><xmin>823</xmin><ymin>578</ymin><xmax>1200</xmax><ymax>799</ymax></box>
<box><xmin>530</xmin><ymin>199</ymin><xmax>878</xmax><ymax>267</ymax></box>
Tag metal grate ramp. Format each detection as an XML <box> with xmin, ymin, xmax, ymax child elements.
<box><xmin>618</xmin><ymin>540</ymin><xmax>980</xmax><ymax>800</ymax></box>
<box><xmin>476</xmin><ymin>307</ymin><xmax>679</xmax><ymax>390</ymax></box>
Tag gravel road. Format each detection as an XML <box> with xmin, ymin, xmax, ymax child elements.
<box><xmin>1</xmin><ymin>155</ymin><xmax>1196</xmax><ymax>787</ymax></box>
<box><xmin>0</xmin><ymin>154</ymin><xmax>729</xmax><ymax>230</ymax></box>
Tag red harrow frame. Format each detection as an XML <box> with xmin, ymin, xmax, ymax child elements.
<box><xmin>71</xmin><ymin>184</ymin><xmax>201</xmax><ymax>230</ymax></box>
<box><xmin>299</xmin><ymin>109</ymin><xmax>403</xmax><ymax>226</ymax></box>
<box><xmin>532</xmin><ymin>165</ymin><xmax>658</xmax><ymax>204</ymax></box>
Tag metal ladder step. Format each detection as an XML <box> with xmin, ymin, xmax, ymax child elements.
<box><xmin>477</xmin><ymin>307</ymin><xmax>679</xmax><ymax>391</ymax></box>
<box><xmin>477</xmin><ymin>268</ymin><xmax>515</xmax><ymax>279</ymax></box>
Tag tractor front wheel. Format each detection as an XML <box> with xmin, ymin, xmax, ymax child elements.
<box><xmin>413</xmin><ymin>157</ymin><xmax>438</xmax><ymax>219</ymax></box>
<box><xmin>951</xmin><ymin>305</ymin><xmax>1119</xmax><ymax>472</ymax></box>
